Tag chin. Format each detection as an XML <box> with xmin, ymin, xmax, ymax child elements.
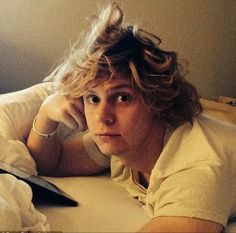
<box><xmin>97</xmin><ymin>144</ymin><xmax>127</xmax><ymax>156</ymax></box>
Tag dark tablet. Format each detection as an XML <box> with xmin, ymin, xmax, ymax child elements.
<box><xmin>0</xmin><ymin>160</ymin><xmax>78</xmax><ymax>206</ymax></box>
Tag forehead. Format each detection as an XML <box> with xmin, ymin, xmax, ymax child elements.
<box><xmin>90</xmin><ymin>73</ymin><xmax>132</xmax><ymax>92</ymax></box>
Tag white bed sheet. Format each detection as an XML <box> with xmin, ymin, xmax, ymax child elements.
<box><xmin>37</xmin><ymin>174</ymin><xmax>149</xmax><ymax>232</ymax></box>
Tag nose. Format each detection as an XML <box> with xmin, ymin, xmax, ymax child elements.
<box><xmin>95</xmin><ymin>101</ymin><xmax>115</xmax><ymax>125</ymax></box>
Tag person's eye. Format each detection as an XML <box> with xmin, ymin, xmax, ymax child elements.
<box><xmin>117</xmin><ymin>94</ymin><xmax>132</xmax><ymax>103</ymax></box>
<box><xmin>86</xmin><ymin>94</ymin><xmax>100</xmax><ymax>104</ymax></box>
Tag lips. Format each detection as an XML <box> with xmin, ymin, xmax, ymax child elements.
<box><xmin>95</xmin><ymin>132</ymin><xmax>121</xmax><ymax>142</ymax></box>
<box><xmin>95</xmin><ymin>133</ymin><xmax>120</xmax><ymax>137</ymax></box>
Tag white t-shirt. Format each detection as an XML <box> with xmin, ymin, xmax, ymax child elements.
<box><xmin>83</xmin><ymin>115</ymin><xmax>236</xmax><ymax>227</ymax></box>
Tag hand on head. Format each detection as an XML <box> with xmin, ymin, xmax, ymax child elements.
<box><xmin>39</xmin><ymin>93</ymin><xmax>87</xmax><ymax>131</ymax></box>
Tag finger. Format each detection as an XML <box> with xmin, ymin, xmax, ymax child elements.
<box><xmin>69</xmin><ymin>107</ymin><xmax>87</xmax><ymax>131</ymax></box>
<box><xmin>71</xmin><ymin>97</ymin><xmax>85</xmax><ymax>114</ymax></box>
<box><xmin>69</xmin><ymin>97</ymin><xmax>87</xmax><ymax>131</ymax></box>
<box><xmin>61</xmin><ymin>111</ymin><xmax>79</xmax><ymax>129</ymax></box>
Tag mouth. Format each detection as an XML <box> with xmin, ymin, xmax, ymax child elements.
<box><xmin>95</xmin><ymin>133</ymin><xmax>120</xmax><ymax>137</ymax></box>
<box><xmin>95</xmin><ymin>133</ymin><xmax>121</xmax><ymax>143</ymax></box>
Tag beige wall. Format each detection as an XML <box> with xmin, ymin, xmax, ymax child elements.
<box><xmin>0</xmin><ymin>0</ymin><xmax>235</xmax><ymax>99</ymax></box>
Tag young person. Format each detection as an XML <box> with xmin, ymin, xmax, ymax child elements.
<box><xmin>27</xmin><ymin>3</ymin><xmax>236</xmax><ymax>232</ymax></box>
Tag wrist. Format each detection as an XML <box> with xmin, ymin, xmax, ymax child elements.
<box><xmin>33</xmin><ymin>115</ymin><xmax>58</xmax><ymax>138</ymax></box>
<box><xmin>33</xmin><ymin>107</ymin><xmax>59</xmax><ymax>137</ymax></box>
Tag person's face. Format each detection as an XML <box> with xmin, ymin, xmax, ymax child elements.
<box><xmin>83</xmin><ymin>73</ymin><xmax>157</xmax><ymax>156</ymax></box>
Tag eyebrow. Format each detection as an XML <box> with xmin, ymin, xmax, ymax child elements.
<box><xmin>85</xmin><ymin>83</ymin><xmax>134</xmax><ymax>98</ymax></box>
<box><xmin>87</xmin><ymin>84</ymin><xmax>132</xmax><ymax>94</ymax></box>
<box><xmin>109</xmin><ymin>84</ymin><xmax>132</xmax><ymax>91</ymax></box>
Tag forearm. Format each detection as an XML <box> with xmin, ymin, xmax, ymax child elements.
<box><xmin>26</xmin><ymin>112</ymin><xmax>62</xmax><ymax>175</ymax></box>
<box><xmin>27</xmin><ymin>93</ymin><xmax>88</xmax><ymax>176</ymax></box>
<box><xmin>138</xmin><ymin>217</ymin><xmax>223</xmax><ymax>233</ymax></box>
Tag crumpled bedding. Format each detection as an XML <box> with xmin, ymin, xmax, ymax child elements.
<box><xmin>0</xmin><ymin>83</ymin><xmax>54</xmax><ymax>231</ymax></box>
<box><xmin>0</xmin><ymin>173</ymin><xmax>49</xmax><ymax>231</ymax></box>
<box><xmin>0</xmin><ymin>137</ymin><xmax>37</xmax><ymax>175</ymax></box>
<box><xmin>0</xmin><ymin>82</ymin><xmax>73</xmax><ymax>231</ymax></box>
<box><xmin>0</xmin><ymin>137</ymin><xmax>50</xmax><ymax>230</ymax></box>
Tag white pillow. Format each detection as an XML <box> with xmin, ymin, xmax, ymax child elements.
<box><xmin>0</xmin><ymin>82</ymin><xmax>55</xmax><ymax>142</ymax></box>
<box><xmin>0</xmin><ymin>82</ymin><xmax>55</xmax><ymax>173</ymax></box>
<box><xmin>200</xmin><ymin>98</ymin><xmax>236</xmax><ymax>124</ymax></box>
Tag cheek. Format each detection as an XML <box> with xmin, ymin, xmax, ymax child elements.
<box><xmin>120</xmin><ymin>108</ymin><xmax>154</xmax><ymax>136</ymax></box>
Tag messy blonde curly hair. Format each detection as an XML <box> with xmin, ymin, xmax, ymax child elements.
<box><xmin>48</xmin><ymin>2</ymin><xmax>202</xmax><ymax>126</ymax></box>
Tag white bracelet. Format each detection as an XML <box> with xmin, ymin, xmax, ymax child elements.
<box><xmin>33</xmin><ymin>116</ymin><xmax>58</xmax><ymax>138</ymax></box>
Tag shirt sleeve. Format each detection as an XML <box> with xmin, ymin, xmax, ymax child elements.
<box><xmin>82</xmin><ymin>132</ymin><xmax>111</xmax><ymax>168</ymax></box>
<box><xmin>150</xmin><ymin>161</ymin><xmax>233</xmax><ymax>228</ymax></box>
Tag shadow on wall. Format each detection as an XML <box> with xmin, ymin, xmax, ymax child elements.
<box><xmin>0</xmin><ymin>39</ymin><xmax>53</xmax><ymax>93</ymax></box>
<box><xmin>0</xmin><ymin>0</ymin><xmax>93</xmax><ymax>94</ymax></box>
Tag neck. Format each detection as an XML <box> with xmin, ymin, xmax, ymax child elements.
<box><xmin>120</xmin><ymin>123</ymin><xmax>166</xmax><ymax>176</ymax></box>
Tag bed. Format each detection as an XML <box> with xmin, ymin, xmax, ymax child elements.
<box><xmin>0</xmin><ymin>82</ymin><xmax>235</xmax><ymax>232</ymax></box>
